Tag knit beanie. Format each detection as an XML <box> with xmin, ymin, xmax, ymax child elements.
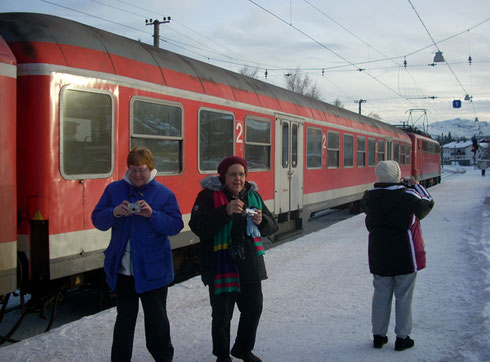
<box><xmin>218</xmin><ymin>156</ymin><xmax>248</xmax><ymax>183</ymax></box>
<box><xmin>375</xmin><ymin>160</ymin><xmax>401</xmax><ymax>183</ymax></box>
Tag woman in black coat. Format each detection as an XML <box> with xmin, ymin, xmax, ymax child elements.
<box><xmin>361</xmin><ymin>160</ymin><xmax>434</xmax><ymax>352</ymax></box>
<box><xmin>189</xmin><ymin>156</ymin><xmax>278</xmax><ymax>362</ymax></box>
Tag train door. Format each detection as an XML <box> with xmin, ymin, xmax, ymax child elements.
<box><xmin>0</xmin><ymin>36</ymin><xmax>17</xmax><ymax>295</ymax></box>
<box><xmin>274</xmin><ymin>117</ymin><xmax>303</xmax><ymax>217</ymax></box>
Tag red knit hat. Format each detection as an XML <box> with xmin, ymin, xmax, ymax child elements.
<box><xmin>218</xmin><ymin>156</ymin><xmax>248</xmax><ymax>182</ymax></box>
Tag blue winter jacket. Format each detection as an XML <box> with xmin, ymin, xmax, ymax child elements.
<box><xmin>91</xmin><ymin>176</ymin><xmax>183</xmax><ymax>294</ymax></box>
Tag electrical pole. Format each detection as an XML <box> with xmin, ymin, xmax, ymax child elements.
<box><xmin>355</xmin><ymin>99</ymin><xmax>366</xmax><ymax>114</ymax></box>
<box><xmin>145</xmin><ymin>17</ymin><xmax>171</xmax><ymax>48</ymax></box>
<box><xmin>406</xmin><ymin>109</ymin><xmax>429</xmax><ymax>133</ymax></box>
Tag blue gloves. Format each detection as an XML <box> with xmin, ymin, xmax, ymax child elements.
<box><xmin>246</xmin><ymin>216</ymin><xmax>261</xmax><ymax>237</ymax></box>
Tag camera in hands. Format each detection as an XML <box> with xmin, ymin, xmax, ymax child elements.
<box><xmin>128</xmin><ymin>202</ymin><xmax>141</xmax><ymax>213</ymax></box>
<box><xmin>242</xmin><ymin>208</ymin><xmax>258</xmax><ymax>216</ymax></box>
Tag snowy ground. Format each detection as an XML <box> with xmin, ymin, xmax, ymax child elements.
<box><xmin>1</xmin><ymin>166</ymin><xmax>489</xmax><ymax>362</ymax></box>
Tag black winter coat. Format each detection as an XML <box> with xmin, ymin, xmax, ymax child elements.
<box><xmin>361</xmin><ymin>183</ymin><xmax>434</xmax><ymax>276</ymax></box>
<box><xmin>189</xmin><ymin>176</ymin><xmax>278</xmax><ymax>286</ymax></box>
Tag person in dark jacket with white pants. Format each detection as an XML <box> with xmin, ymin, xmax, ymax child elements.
<box><xmin>361</xmin><ymin>160</ymin><xmax>434</xmax><ymax>352</ymax></box>
<box><xmin>92</xmin><ymin>147</ymin><xmax>184</xmax><ymax>362</ymax></box>
<box><xmin>189</xmin><ymin>156</ymin><xmax>278</xmax><ymax>362</ymax></box>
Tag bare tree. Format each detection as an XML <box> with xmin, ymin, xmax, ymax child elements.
<box><xmin>367</xmin><ymin>112</ymin><xmax>381</xmax><ymax>120</ymax></box>
<box><xmin>284</xmin><ymin>67</ymin><xmax>321</xmax><ymax>100</ymax></box>
<box><xmin>239</xmin><ymin>65</ymin><xmax>260</xmax><ymax>79</ymax></box>
<box><xmin>333</xmin><ymin>99</ymin><xmax>344</xmax><ymax>108</ymax></box>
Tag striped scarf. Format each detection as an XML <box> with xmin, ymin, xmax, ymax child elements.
<box><xmin>213</xmin><ymin>189</ymin><xmax>265</xmax><ymax>295</ymax></box>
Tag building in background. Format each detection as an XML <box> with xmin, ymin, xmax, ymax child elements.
<box><xmin>442</xmin><ymin>141</ymin><xmax>473</xmax><ymax>166</ymax></box>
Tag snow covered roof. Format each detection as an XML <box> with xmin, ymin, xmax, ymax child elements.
<box><xmin>442</xmin><ymin>140</ymin><xmax>472</xmax><ymax>149</ymax></box>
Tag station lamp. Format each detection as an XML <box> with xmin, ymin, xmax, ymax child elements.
<box><xmin>433</xmin><ymin>51</ymin><xmax>445</xmax><ymax>62</ymax></box>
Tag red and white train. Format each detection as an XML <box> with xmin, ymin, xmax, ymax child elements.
<box><xmin>0</xmin><ymin>13</ymin><xmax>441</xmax><ymax>301</ymax></box>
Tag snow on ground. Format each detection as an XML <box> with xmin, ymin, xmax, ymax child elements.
<box><xmin>1</xmin><ymin>167</ymin><xmax>489</xmax><ymax>362</ymax></box>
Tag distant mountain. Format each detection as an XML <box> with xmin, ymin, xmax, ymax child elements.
<box><xmin>428</xmin><ymin>118</ymin><xmax>490</xmax><ymax>140</ymax></box>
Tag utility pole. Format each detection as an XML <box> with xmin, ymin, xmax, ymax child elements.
<box><xmin>145</xmin><ymin>17</ymin><xmax>171</xmax><ymax>48</ymax></box>
<box><xmin>355</xmin><ymin>99</ymin><xmax>366</xmax><ymax>114</ymax></box>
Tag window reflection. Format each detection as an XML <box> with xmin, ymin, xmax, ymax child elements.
<box><xmin>199</xmin><ymin>109</ymin><xmax>234</xmax><ymax>171</ymax></box>
<box><xmin>131</xmin><ymin>99</ymin><xmax>183</xmax><ymax>173</ymax></box>
<box><xmin>61</xmin><ymin>89</ymin><xmax>112</xmax><ymax>177</ymax></box>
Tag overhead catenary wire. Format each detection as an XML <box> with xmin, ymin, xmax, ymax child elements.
<box><xmin>301</xmin><ymin>0</ymin><xmax>488</xmax><ymax>122</ymax></box>
<box><xmin>302</xmin><ymin>0</ymin><xmax>435</xmax><ymax>115</ymax></box>
<box><xmin>41</xmin><ymin>0</ymin><xmax>150</xmax><ymax>36</ymax></box>
<box><xmin>247</xmin><ymin>0</ymin><xmax>424</xmax><ymax>107</ymax></box>
<box><xmin>35</xmin><ymin>0</ymin><xmax>488</xmax><ymax>123</ymax></box>
<box><xmin>41</xmin><ymin>0</ymin><xmax>282</xmax><ymax>73</ymax></box>
<box><xmin>245</xmin><ymin>0</ymin><xmax>476</xmax><ymax>124</ymax></box>
<box><xmin>113</xmin><ymin>0</ymin><xmax>282</xmax><ymax>71</ymax></box>
<box><xmin>407</xmin><ymin>0</ymin><xmax>479</xmax><ymax>120</ymax></box>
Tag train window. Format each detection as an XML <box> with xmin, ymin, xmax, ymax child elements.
<box><xmin>60</xmin><ymin>88</ymin><xmax>113</xmax><ymax>178</ymax></box>
<box><xmin>199</xmin><ymin>109</ymin><xmax>234</xmax><ymax>172</ymax></box>
<box><xmin>343</xmin><ymin>134</ymin><xmax>354</xmax><ymax>168</ymax></box>
<box><xmin>357</xmin><ymin>136</ymin><xmax>366</xmax><ymax>167</ymax></box>
<box><xmin>327</xmin><ymin>131</ymin><xmax>339</xmax><ymax>168</ymax></box>
<box><xmin>423</xmin><ymin>140</ymin><xmax>438</xmax><ymax>154</ymax></box>
<box><xmin>282</xmin><ymin>123</ymin><xmax>289</xmax><ymax>168</ymax></box>
<box><xmin>306</xmin><ymin>127</ymin><xmax>322</xmax><ymax>168</ymax></box>
<box><xmin>378</xmin><ymin>139</ymin><xmax>385</xmax><ymax>161</ymax></box>
<box><xmin>406</xmin><ymin>145</ymin><xmax>411</xmax><ymax>164</ymax></box>
<box><xmin>368</xmin><ymin>138</ymin><xmax>376</xmax><ymax>166</ymax></box>
<box><xmin>292</xmin><ymin>123</ymin><xmax>298</xmax><ymax>168</ymax></box>
<box><xmin>394</xmin><ymin>143</ymin><xmax>400</xmax><ymax>162</ymax></box>
<box><xmin>400</xmin><ymin>144</ymin><xmax>406</xmax><ymax>164</ymax></box>
<box><xmin>245</xmin><ymin>118</ymin><xmax>271</xmax><ymax>170</ymax></box>
<box><xmin>131</xmin><ymin>99</ymin><xmax>183</xmax><ymax>174</ymax></box>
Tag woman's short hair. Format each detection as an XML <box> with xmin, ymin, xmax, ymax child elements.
<box><xmin>127</xmin><ymin>146</ymin><xmax>155</xmax><ymax>170</ymax></box>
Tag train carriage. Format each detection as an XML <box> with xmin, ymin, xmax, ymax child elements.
<box><xmin>0</xmin><ymin>35</ymin><xmax>17</xmax><ymax>296</ymax></box>
<box><xmin>0</xmin><ymin>13</ymin><xmax>437</xmax><ymax>300</ymax></box>
<box><xmin>407</xmin><ymin>132</ymin><xmax>442</xmax><ymax>187</ymax></box>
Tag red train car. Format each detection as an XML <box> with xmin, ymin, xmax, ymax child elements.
<box><xmin>0</xmin><ymin>35</ymin><xmax>17</xmax><ymax>296</ymax></box>
<box><xmin>0</xmin><ymin>13</ymin><xmax>436</xmax><ymax>300</ymax></box>
<box><xmin>407</xmin><ymin>132</ymin><xmax>441</xmax><ymax>187</ymax></box>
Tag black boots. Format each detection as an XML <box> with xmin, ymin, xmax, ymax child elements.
<box><xmin>395</xmin><ymin>336</ymin><xmax>415</xmax><ymax>351</ymax></box>
<box><xmin>373</xmin><ymin>335</ymin><xmax>388</xmax><ymax>348</ymax></box>
<box><xmin>230</xmin><ymin>346</ymin><xmax>262</xmax><ymax>362</ymax></box>
<box><xmin>373</xmin><ymin>335</ymin><xmax>414</xmax><ymax>351</ymax></box>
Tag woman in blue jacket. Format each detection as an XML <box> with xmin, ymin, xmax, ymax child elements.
<box><xmin>92</xmin><ymin>147</ymin><xmax>183</xmax><ymax>362</ymax></box>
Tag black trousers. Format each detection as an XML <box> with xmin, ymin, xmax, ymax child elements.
<box><xmin>208</xmin><ymin>282</ymin><xmax>263</xmax><ymax>358</ymax></box>
<box><xmin>111</xmin><ymin>275</ymin><xmax>174</xmax><ymax>362</ymax></box>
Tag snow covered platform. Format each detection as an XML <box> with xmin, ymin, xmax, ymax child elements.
<box><xmin>1</xmin><ymin>167</ymin><xmax>489</xmax><ymax>361</ymax></box>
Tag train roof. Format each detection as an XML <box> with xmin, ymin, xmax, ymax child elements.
<box><xmin>0</xmin><ymin>12</ymin><xmax>407</xmax><ymax>139</ymax></box>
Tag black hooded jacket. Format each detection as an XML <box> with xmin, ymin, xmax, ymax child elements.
<box><xmin>361</xmin><ymin>183</ymin><xmax>434</xmax><ymax>276</ymax></box>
